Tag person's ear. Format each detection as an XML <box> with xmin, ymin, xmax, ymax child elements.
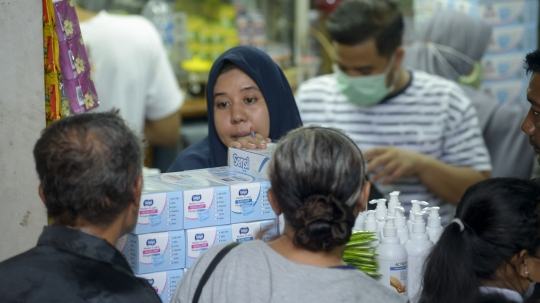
<box><xmin>267</xmin><ymin>188</ymin><xmax>282</xmax><ymax>216</ymax></box>
<box><xmin>515</xmin><ymin>249</ymin><xmax>530</xmax><ymax>279</ymax></box>
<box><xmin>131</xmin><ymin>175</ymin><xmax>143</xmax><ymax>210</ymax></box>
<box><xmin>394</xmin><ymin>46</ymin><xmax>405</xmax><ymax>70</ymax></box>
<box><xmin>354</xmin><ymin>181</ymin><xmax>371</xmax><ymax>215</ymax></box>
<box><xmin>38</xmin><ymin>184</ymin><xmax>46</xmax><ymax>206</ymax></box>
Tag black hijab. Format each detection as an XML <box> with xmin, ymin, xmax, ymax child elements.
<box><xmin>168</xmin><ymin>46</ymin><xmax>302</xmax><ymax>172</ymax></box>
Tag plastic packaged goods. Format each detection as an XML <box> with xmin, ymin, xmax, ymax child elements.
<box><xmin>408</xmin><ymin>200</ymin><xmax>429</xmax><ymax>233</ymax></box>
<box><xmin>375</xmin><ymin>217</ymin><xmax>408</xmax><ymax>296</ymax></box>
<box><xmin>185</xmin><ymin>225</ymin><xmax>232</xmax><ymax>268</ymax></box>
<box><xmin>365</xmin><ymin>210</ymin><xmax>380</xmax><ymax>246</ymax></box>
<box><xmin>388</xmin><ymin>191</ymin><xmax>401</xmax><ymax>216</ymax></box>
<box><xmin>404</xmin><ymin>212</ymin><xmax>434</xmax><ymax>303</ymax></box>
<box><xmin>136</xmin><ymin>270</ymin><xmax>184</xmax><ymax>303</ymax></box>
<box><xmin>141</xmin><ymin>0</ymin><xmax>175</xmax><ymax>55</ymax></box>
<box><xmin>369</xmin><ymin>199</ymin><xmax>388</xmax><ymax>237</ymax></box>
<box><xmin>394</xmin><ymin>206</ymin><xmax>409</xmax><ymax>245</ymax></box>
<box><xmin>424</xmin><ymin>207</ymin><xmax>444</xmax><ymax>244</ymax></box>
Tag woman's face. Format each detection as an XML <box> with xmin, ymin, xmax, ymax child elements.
<box><xmin>213</xmin><ymin>68</ymin><xmax>270</xmax><ymax>147</ymax></box>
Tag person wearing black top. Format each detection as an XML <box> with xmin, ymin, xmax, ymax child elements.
<box><xmin>0</xmin><ymin>111</ymin><xmax>160</xmax><ymax>303</ymax></box>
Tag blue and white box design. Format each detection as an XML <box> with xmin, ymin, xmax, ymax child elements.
<box><xmin>122</xmin><ymin>231</ymin><xmax>185</xmax><ymax>274</ymax></box>
<box><xmin>190</xmin><ymin>167</ymin><xmax>275</xmax><ymax>223</ymax></box>
<box><xmin>231</xmin><ymin>219</ymin><xmax>278</xmax><ymax>243</ymax></box>
<box><xmin>227</xmin><ymin>143</ymin><xmax>277</xmax><ymax>178</ymax></box>
<box><xmin>487</xmin><ymin>23</ymin><xmax>537</xmax><ymax>54</ymax></box>
<box><xmin>138</xmin><ymin>173</ymin><xmax>231</xmax><ymax>231</ymax></box>
<box><xmin>482</xmin><ymin>52</ymin><xmax>528</xmax><ymax>81</ymax></box>
<box><xmin>481</xmin><ymin>79</ymin><xmax>528</xmax><ymax>105</ymax></box>
<box><xmin>137</xmin><ymin>270</ymin><xmax>184</xmax><ymax>303</ymax></box>
<box><xmin>185</xmin><ymin>225</ymin><xmax>232</xmax><ymax>268</ymax></box>
<box><xmin>451</xmin><ymin>0</ymin><xmax>538</xmax><ymax>26</ymax></box>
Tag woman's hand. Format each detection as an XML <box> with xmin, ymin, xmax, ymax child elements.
<box><xmin>228</xmin><ymin>133</ymin><xmax>271</xmax><ymax>149</ymax></box>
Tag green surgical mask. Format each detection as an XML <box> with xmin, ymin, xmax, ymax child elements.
<box><xmin>459</xmin><ymin>61</ymin><xmax>483</xmax><ymax>89</ymax></box>
<box><xmin>334</xmin><ymin>54</ymin><xmax>396</xmax><ymax>107</ymax></box>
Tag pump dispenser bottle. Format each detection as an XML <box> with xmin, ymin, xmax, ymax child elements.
<box><xmin>388</xmin><ymin>191</ymin><xmax>401</xmax><ymax>216</ymax></box>
<box><xmin>369</xmin><ymin>199</ymin><xmax>388</xmax><ymax>237</ymax></box>
<box><xmin>424</xmin><ymin>207</ymin><xmax>443</xmax><ymax>244</ymax></box>
<box><xmin>353</xmin><ymin>211</ymin><xmax>366</xmax><ymax>231</ymax></box>
<box><xmin>404</xmin><ymin>212</ymin><xmax>434</xmax><ymax>303</ymax></box>
<box><xmin>375</xmin><ymin>217</ymin><xmax>408</xmax><ymax>296</ymax></box>
<box><xmin>365</xmin><ymin>210</ymin><xmax>380</xmax><ymax>246</ymax></box>
<box><xmin>408</xmin><ymin>200</ymin><xmax>429</xmax><ymax>233</ymax></box>
<box><xmin>393</xmin><ymin>206</ymin><xmax>409</xmax><ymax>244</ymax></box>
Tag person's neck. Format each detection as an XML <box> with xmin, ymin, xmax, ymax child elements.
<box><xmin>389</xmin><ymin>68</ymin><xmax>410</xmax><ymax>97</ymax></box>
<box><xmin>480</xmin><ymin>276</ymin><xmax>530</xmax><ymax>296</ymax></box>
<box><xmin>75</xmin><ymin>5</ymin><xmax>99</xmax><ymax>23</ymax></box>
<box><xmin>266</xmin><ymin>228</ymin><xmax>347</xmax><ymax>267</ymax></box>
<box><xmin>72</xmin><ymin>217</ymin><xmax>126</xmax><ymax>247</ymax></box>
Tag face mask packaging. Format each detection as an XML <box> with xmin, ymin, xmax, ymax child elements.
<box><xmin>481</xmin><ymin>52</ymin><xmax>528</xmax><ymax>82</ymax></box>
<box><xmin>481</xmin><ymin>79</ymin><xmax>527</xmax><ymax>104</ymax></box>
<box><xmin>118</xmin><ymin>231</ymin><xmax>186</xmax><ymax>274</ymax></box>
<box><xmin>136</xmin><ymin>270</ymin><xmax>184</xmax><ymax>303</ymax></box>
<box><xmin>451</xmin><ymin>0</ymin><xmax>538</xmax><ymax>26</ymax></box>
<box><xmin>487</xmin><ymin>23</ymin><xmax>537</xmax><ymax>54</ymax></box>
<box><xmin>136</xmin><ymin>172</ymin><xmax>231</xmax><ymax>233</ymax></box>
<box><xmin>189</xmin><ymin>167</ymin><xmax>275</xmax><ymax>224</ymax></box>
<box><xmin>185</xmin><ymin>225</ymin><xmax>232</xmax><ymax>268</ymax></box>
<box><xmin>228</xmin><ymin>143</ymin><xmax>277</xmax><ymax>178</ymax></box>
<box><xmin>231</xmin><ymin>219</ymin><xmax>278</xmax><ymax>243</ymax></box>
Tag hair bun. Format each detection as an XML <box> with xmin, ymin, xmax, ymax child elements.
<box><xmin>292</xmin><ymin>194</ymin><xmax>354</xmax><ymax>252</ymax></box>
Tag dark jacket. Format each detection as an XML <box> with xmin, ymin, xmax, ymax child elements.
<box><xmin>0</xmin><ymin>225</ymin><xmax>161</xmax><ymax>303</ymax></box>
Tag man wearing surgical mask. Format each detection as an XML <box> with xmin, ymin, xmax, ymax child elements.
<box><xmin>296</xmin><ymin>0</ymin><xmax>492</xmax><ymax>225</ymax></box>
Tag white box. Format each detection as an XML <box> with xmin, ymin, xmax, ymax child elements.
<box><xmin>487</xmin><ymin>23</ymin><xmax>537</xmax><ymax>54</ymax></box>
<box><xmin>189</xmin><ymin>167</ymin><xmax>276</xmax><ymax>224</ymax></box>
<box><xmin>185</xmin><ymin>225</ymin><xmax>233</xmax><ymax>268</ymax></box>
<box><xmin>117</xmin><ymin>231</ymin><xmax>186</xmax><ymax>274</ymax></box>
<box><xmin>227</xmin><ymin>143</ymin><xmax>277</xmax><ymax>178</ymax></box>
<box><xmin>231</xmin><ymin>219</ymin><xmax>278</xmax><ymax>243</ymax></box>
<box><xmin>136</xmin><ymin>270</ymin><xmax>184</xmax><ymax>303</ymax></box>
<box><xmin>138</xmin><ymin>172</ymin><xmax>231</xmax><ymax>232</ymax></box>
<box><xmin>481</xmin><ymin>78</ymin><xmax>528</xmax><ymax>105</ymax></box>
<box><xmin>482</xmin><ymin>52</ymin><xmax>528</xmax><ymax>81</ymax></box>
<box><xmin>451</xmin><ymin>0</ymin><xmax>539</xmax><ymax>26</ymax></box>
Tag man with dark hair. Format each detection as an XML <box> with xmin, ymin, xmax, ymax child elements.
<box><xmin>521</xmin><ymin>50</ymin><xmax>540</xmax><ymax>166</ymax></box>
<box><xmin>296</xmin><ymin>0</ymin><xmax>491</xmax><ymax>225</ymax></box>
<box><xmin>0</xmin><ymin>111</ymin><xmax>161</xmax><ymax>303</ymax></box>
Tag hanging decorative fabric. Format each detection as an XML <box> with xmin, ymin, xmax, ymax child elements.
<box><xmin>43</xmin><ymin>0</ymin><xmax>62</xmax><ymax>124</ymax></box>
<box><xmin>52</xmin><ymin>0</ymin><xmax>99</xmax><ymax>114</ymax></box>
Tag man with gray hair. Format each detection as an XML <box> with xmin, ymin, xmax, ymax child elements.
<box><xmin>0</xmin><ymin>111</ymin><xmax>161</xmax><ymax>303</ymax></box>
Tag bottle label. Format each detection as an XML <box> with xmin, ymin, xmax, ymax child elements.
<box><xmin>377</xmin><ymin>259</ymin><xmax>408</xmax><ymax>295</ymax></box>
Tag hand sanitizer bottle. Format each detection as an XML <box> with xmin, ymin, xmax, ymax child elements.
<box><xmin>369</xmin><ymin>199</ymin><xmax>387</xmax><ymax>238</ymax></box>
<box><xmin>424</xmin><ymin>207</ymin><xmax>443</xmax><ymax>244</ymax></box>
<box><xmin>353</xmin><ymin>211</ymin><xmax>366</xmax><ymax>231</ymax></box>
<box><xmin>375</xmin><ymin>217</ymin><xmax>408</xmax><ymax>296</ymax></box>
<box><xmin>408</xmin><ymin>200</ymin><xmax>429</xmax><ymax>233</ymax></box>
<box><xmin>404</xmin><ymin>212</ymin><xmax>434</xmax><ymax>303</ymax></box>
<box><xmin>365</xmin><ymin>210</ymin><xmax>380</xmax><ymax>246</ymax></box>
<box><xmin>394</xmin><ymin>206</ymin><xmax>409</xmax><ymax>244</ymax></box>
<box><xmin>388</xmin><ymin>191</ymin><xmax>401</xmax><ymax>216</ymax></box>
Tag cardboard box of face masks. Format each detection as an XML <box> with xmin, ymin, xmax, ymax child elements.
<box><xmin>231</xmin><ymin>219</ymin><xmax>279</xmax><ymax>243</ymax></box>
<box><xmin>451</xmin><ymin>0</ymin><xmax>538</xmax><ymax>26</ymax></box>
<box><xmin>116</xmin><ymin>231</ymin><xmax>185</xmax><ymax>274</ymax></box>
<box><xmin>136</xmin><ymin>270</ymin><xmax>184</xmax><ymax>303</ymax></box>
<box><xmin>482</xmin><ymin>51</ymin><xmax>529</xmax><ymax>82</ymax></box>
<box><xmin>185</xmin><ymin>225</ymin><xmax>232</xmax><ymax>268</ymax></box>
<box><xmin>227</xmin><ymin>143</ymin><xmax>277</xmax><ymax>178</ymax></box>
<box><xmin>481</xmin><ymin>78</ymin><xmax>528</xmax><ymax>105</ymax></box>
<box><xmin>134</xmin><ymin>172</ymin><xmax>231</xmax><ymax>233</ymax></box>
<box><xmin>487</xmin><ymin>23</ymin><xmax>537</xmax><ymax>54</ymax></box>
<box><xmin>189</xmin><ymin>167</ymin><xmax>276</xmax><ymax>224</ymax></box>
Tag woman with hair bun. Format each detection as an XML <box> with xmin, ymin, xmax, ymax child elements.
<box><xmin>171</xmin><ymin>126</ymin><xmax>407</xmax><ymax>303</ymax></box>
<box><xmin>420</xmin><ymin>178</ymin><xmax>540</xmax><ymax>303</ymax></box>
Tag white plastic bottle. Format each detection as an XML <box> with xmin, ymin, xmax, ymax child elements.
<box><xmin>364</xmin><ymin>210</ymin><xmax>380</xmax><ymax>246</ymax></box>
<box><xmin>408</xmin><ymin>200</ymin><xmax>429</xmax><ymax>233</ymax></box>
<box><xmin>375</xmin><ymin>217</ymin><xmax>408</xmax><ymax>296</ymax></box>
<box><xmin>424</xmin><ymin>207</ymin><xmax>443</xmax><ymax>244</ymax></box>
<box><xmin>394</xmin><ymin>206</ymin><xmax>409</xmax><ymax>244</ymax></box>
<box><xmin>388</xmin><ymin>191</ymin><xmax>401</xmax><ymax>216</ymax></box>
<box><xmin>353</xmin><ymin>211</ymin><xmax>366</xmax><ymax>231</ymax></box>
<box><xmin>404</xmin><ymin>212</ymin><xmax>434</xmax><ymax>303</ymax></box>
<box><xmin>141</xmin><ymin>0</ymin><xmax>174</xmax><ymax>55</ymax></box>
<box><xmin>369</xmin><ymin>199</ymin><xmax>387</xmax><ymax>237</ymax></box>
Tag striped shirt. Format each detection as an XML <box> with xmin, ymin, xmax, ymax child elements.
<box><xmin>296</xmin><ymin>70</ymin><xmax>492</xmax><ymax>225</ymax></box>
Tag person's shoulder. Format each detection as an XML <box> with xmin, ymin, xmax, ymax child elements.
<box><xmin>297</xmin><ymin>74</ymin><xmax>338</xmax><ymax>94</ymax></box>
<box><xmin>341</xmin><ymin>271</ymin><xmax>409</xmax><ymax>303</ymax></box>
<box><xmin>410</xmin><ymin>69</ymin><xmax>462</xmax><ymax>91</ymax></box>
<box><xmin>167</xmin><ymin>139</ymin><xmax>212</xmax><ymax>172</ymax></box>
<box><xmin>409</xmin><ymin>70</ymin><xmax>471</xmax><ymax>107</ymax></box>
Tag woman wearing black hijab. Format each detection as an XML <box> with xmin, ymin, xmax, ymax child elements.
<box><xmin>168</xmin><ymin>46</ymin><xmax>303</xmax><ymax>172</ymax></box>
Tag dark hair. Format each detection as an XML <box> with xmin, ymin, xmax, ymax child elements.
<box><xmin>326</xmin><ymin>0</ymin><xmax>403</xmax><ymax>57</ymax></box>
<box><xmin>268</xmin><ymin>126</ymin><xmax>366</xmax><ymax>252</ymax></box>
<box><xmin>419</xmin><ymin>178</ymin><xmax>540</xmax><ymax>303</ymax></box>
<box><xmin>33</xmin><ymin>110</ymin><xmax>143</xmax><ymax>227</ymax></box>
<box><xmin>524</xmin><ymin>49</ymin><xmax>540</xmax><ymax>75</ymax></box>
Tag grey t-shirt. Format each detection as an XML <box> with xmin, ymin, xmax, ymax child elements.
<box><xmin>172</xmin><ymin>240</ymin><xmax>408</xmax><ymax>303</ymax></box>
